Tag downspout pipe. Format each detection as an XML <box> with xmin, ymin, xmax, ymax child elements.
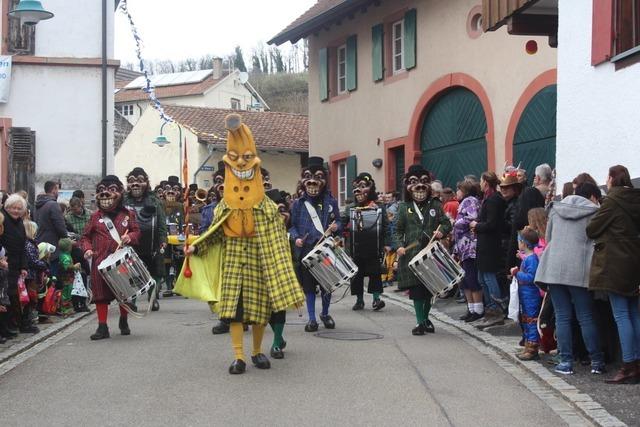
<box><xmin>101</xmin><ymin>0</ymin><xmax>108</xmax><ymax>177</ymax></box>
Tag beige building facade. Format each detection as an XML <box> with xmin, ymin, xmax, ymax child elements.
<box><xmin>271</xmin><ymin>0</ymin><xmax>557</xmax><ymax>205</ymax></box>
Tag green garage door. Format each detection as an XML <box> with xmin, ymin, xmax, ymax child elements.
<box><xmin>513</xmin><ymin>85</ymin><xmax>557</xmax><ymax>185</ymax></box>
<box><xmin>420</xmin><ymin>88</ymin><xmax>488</xmax><ymax>188</ymax></box>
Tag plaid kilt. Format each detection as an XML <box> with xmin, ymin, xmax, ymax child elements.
<box><xmin>201</xmin><ymin>198</ymin><xmax>305</xmax><ymax>324</ymax></box>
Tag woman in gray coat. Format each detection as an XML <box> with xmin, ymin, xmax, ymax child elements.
<box><xmin>535</xmin><ymin>182</ymin><xmax>604</xmax><ymax>375</ymax></box>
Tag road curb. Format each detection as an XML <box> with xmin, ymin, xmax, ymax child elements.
<box><xmin>382</xmin><ymin>292</ymin><xmax>626</xmax><ymax>427</ymax></box>
<box><xmin>0</xmin><ymin>309</ymin><xmax>94</xmax><ymax>366</ymax></box>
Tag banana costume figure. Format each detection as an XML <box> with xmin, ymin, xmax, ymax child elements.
<box><xmin>180</xmin><ymin>114</ymin><xmax>304</xmax><ymax>375</ymax></box>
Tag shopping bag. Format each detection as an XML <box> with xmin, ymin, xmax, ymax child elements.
<box><xmin>18</xmin><ymin>276</ymin><xmax>30</xmax><ymax>305</ymax></box>
<box><xmin>508</xmin><ymin>277</ymin><xmax>519</xmax><ymax>323</ymax></box>
<box><xmin>70</xmin><ymin>271</ymin><xmax>88</xmax><ymax>297</ymax></box>
<box><xmin>42</xmin><ymin>286</ymin><xmax>61</xmax><ymax>315</ymax></box>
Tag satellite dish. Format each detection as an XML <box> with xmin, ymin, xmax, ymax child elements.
<box><xmin>238</xmin><ymin>72</ymin><xmax>249</xmax><ymax>84</ymax></box>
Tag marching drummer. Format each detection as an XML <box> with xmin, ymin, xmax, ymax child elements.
<box><xmin>289</xmin><ymin>156</ymin><xmax>341</xmax><ymax>333</ymax></box>
<box><xmin>80</xmin><ymin>175</ymin><xmax>141</xmax><ymax>341</ymax></box>
<box><xmin>348</xmin><ymin>172</ymin><xmax>391</xmax><ymax>311</ymax></box>
<box><xmin>393</xmin><ymin>165</ymin><xmax>451</xmax><ymax>335</ymax></box>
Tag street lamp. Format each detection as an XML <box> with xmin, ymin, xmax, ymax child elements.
<box><xmin>153</xmin><ymin>121</ymin><xmax>183</xmax><ymax>180</ymax></box>
<box><xmin>8</xmin><ymin>0</ymin><xmax>54</xmax><ymax>25</ymax></box>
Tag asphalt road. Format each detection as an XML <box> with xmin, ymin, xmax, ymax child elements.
<box><xmin>0</xmin><ymin>296</ymin><xmax>590</xmax><ymax>426</ymax></box>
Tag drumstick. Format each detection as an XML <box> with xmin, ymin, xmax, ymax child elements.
<box><xmin>400</xmin><ymin>225</ymin><xmax>443</xmax><ymax>255</ymax></box>
<box><xmin>117</xmin><ymin>230</ymin><xmax>129</xmax><ymax>250</ymax></box>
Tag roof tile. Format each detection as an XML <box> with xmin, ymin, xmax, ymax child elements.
<box><xmin>163</xmin><ymin>105</ymin><xmax>308</xmax><ymax>153</ymax></box>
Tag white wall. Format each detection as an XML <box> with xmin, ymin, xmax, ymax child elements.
<box><xmin>0</xmin><ymin>64</ymin><xmax>115</xmax><ymax>176</ymax></box>
<box><xmin>556</xmin><ymin>1</ymin><xmax>640</xmax><ymax>185</ymax></box>
<box><xmin>35</xmin><ymin>0</ymin><xmax>115</xmax><ymax>58</ymax></box>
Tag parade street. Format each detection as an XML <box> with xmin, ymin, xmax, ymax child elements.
<box><xmin>0</xmin><ymin>295</ymin><xmax>595</xmax><ymax>427</ymax></box>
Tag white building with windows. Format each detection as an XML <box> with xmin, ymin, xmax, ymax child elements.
<box><xmin>114</xmin><ymin>60</ymin><xmax>269</xmax><ymax>127</ymax></box>
<box><xmin>0</xmin><ymin>0</ymin><xmax>118</xmax><ymax>201</ymax></box>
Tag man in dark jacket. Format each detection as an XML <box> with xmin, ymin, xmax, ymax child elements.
<box><xmin>34</xmin><ymin>181</ymin><xmax>68</xmax><ymax>277</ymax></box>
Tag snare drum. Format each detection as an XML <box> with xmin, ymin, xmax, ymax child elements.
<box><xmin>97</xmin><ymin>247</ymin><xmax>155</xmax><ymax>303</ymax></box>
<box><xmin>408</xmin><ymin>241</ymin><xmax>464</xmax><ymax>297</ymax></box>
<box><xmin>301</xmin><ymin>237</ymin><xmax>358</xmax><ymax>293</ymax></box>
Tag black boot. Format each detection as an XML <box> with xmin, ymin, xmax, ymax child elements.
<box><xmin>119</xmin><ymin>316</ymin><xmax>131</xmax><ymax>336</ymax></box>
<box><xmin>19</xmin><ymin>307</ymin><xmax>40</xmax><ymax>334</ymax></box>
<box><xmin>212</xmin><ymin>320</ymin><xmax>230</xmax><ymax>335</ymax></box>
<box><xmin>90</xmin><ymin>323</ymin><xmax>110</xmax><ymax>340</ymax></box>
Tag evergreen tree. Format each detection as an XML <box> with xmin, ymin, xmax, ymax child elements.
<box><xmin>234</xmin><ymin>46</ymin><xmax>247</xmax><ymax>72</ymax></box>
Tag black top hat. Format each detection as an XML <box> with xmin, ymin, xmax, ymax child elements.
<box><xmin>188</xmin><ymin>183</ymin><xmax>198</xmax><ymax>191</ymax></box>
<box><xmin>167</xmin><ymin>175</ymin><xmax>180</xmax><ymax>184</ymax></box>
<box><xmin>305</xmin><ymin>156</ymin><xmax>326</xmax><ymax>172</ymax></box>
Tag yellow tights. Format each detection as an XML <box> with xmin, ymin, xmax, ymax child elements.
<box><xmin>230</xmin><ymin>322</ymin><xmax>267</xmax><ymax>360</ymax></box>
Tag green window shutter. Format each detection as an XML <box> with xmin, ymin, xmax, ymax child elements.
<box><xmin>371</xmin><ymin>24</ymin><xmax>384</xmax><ymax>82</ymax></box>
<box><xmin>346</xmin><ymin>155</ymin><xmax>357</xmax><ymax>188</ymax></box>
<box><xmin>319</xmin><ymin>47</ymin><xmax>329</xmax><ymax>101</ymax></box>
<box><xmin>346</xmin><ymin>35</ymin><xmax>358</xmax><ymax>91</ymax></box>
<box><xmin>404</xmin><ymin>9</ymin><xmax>417</xmax><ymax>70</ymax></box>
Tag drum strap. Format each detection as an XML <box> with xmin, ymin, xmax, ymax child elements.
<box><xmin>304</xmin><ymin>201</ymin><xmax>325</xmax><ymax>235</ymax></box>
<box><xmin>412</xmin><ymin>201</ymin><xmax>424</xmax><ymax>224</ymax></box>
<box><xmin>101</xmin><ymin>216</ymin><xmax>123</xmax><ymax>246</ymax></box>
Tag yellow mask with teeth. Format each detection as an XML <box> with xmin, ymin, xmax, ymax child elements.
<box><xmin>221</xmin><ymin>113</ymin><xmax>264</xmax><ymax>237</ymax></box>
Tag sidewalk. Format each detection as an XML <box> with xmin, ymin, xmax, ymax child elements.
<box><xmin>382</xmin><ymin>285</ymin><xmax>633</xmax><ymax>427</ymax></box>
<box><xmin>0</xmin><ymin>310</ymin><xmax>94</xmax><ymax>366</ymax></box>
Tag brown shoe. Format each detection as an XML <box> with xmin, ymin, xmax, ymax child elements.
<box><xmin>605</xmin><ymin>361</ymin><xmax>639</xmax><ymax>384</ymax></box>
<box><xmin>516</xmin><ymin>342</ymin><xmax>540</xmax><ymax>361</ymax></box>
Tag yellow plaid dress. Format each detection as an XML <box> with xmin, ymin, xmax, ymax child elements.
<box><xmin>197</xmin><ymin>198</ymin><xmax>305</xmax><ymax>325</ymax></box>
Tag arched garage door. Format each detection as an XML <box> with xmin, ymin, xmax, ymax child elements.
<box><xmin>420</xmin><ymin>88</ymin><xmax>488</xmax><ymax>187</ymax></box>
<box><xmin>513</xmin><ymin>85</ymin><xmax>557</xmax><ymax>185</ymax></box>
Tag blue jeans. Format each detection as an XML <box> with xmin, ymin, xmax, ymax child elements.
<box><xmin>549</xmin><ymin>285</ymin><xmax>603</xmax><ymax>366</ymax></box>
<box><xmin>608</xmin><ymin>292</ymin><xmax>640</xmax><ymax>363</ymax></box>
<box><xmin>478</xmin><ymin>271</ymin><xmax>501</xmax><ymax>311</ymax></box>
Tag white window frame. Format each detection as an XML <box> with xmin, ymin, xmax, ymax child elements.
<box><xmin>337</xmin><ymin>44</ymin><xmax>347</xmax><ymax>94</ymax></box>
<box><xmin>230</xmin><ymin>98</ymin><xmax>241</xmax><ymax>110</ymax></box>
<box><xmin>122</xmin><ymin>104</ymin><xmax>134</xmax><ymax>116</ymax></box>
<box><xmin>338</xmin><ymin>161</ymin><xmax>347</xmax><ymax>207</ymax></box>
<box><xmin>392</xmin><ymin>19</ymin><xmax>405</xmax><ymax>74</ymax></box>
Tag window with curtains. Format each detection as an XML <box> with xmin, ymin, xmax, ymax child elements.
<box><xmin>392</xmin><ymin>20</ymin><xmax>405</xmax><ymax>73</ymax></box>
<box><xmin>615</xmin><ymin>0</ymin><xmax>640</xmax><ymax>55</ymax></box>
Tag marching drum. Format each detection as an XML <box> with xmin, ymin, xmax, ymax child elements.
<box><xmin>408</xmin><ymin>240</ymin><xmax>464</xmax><ymax>297</ymax></box>
<box><xmin>97</xmin><ymin>246</ymin><xmax>156</xmax><ymax>304</ymax></box>
<box><xmin>302</xmin><ymin>237</ymin><xmax>358</xmax><ymax>293</ymax></box>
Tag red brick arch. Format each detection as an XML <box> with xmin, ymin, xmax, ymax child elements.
<box><xmin>407</xmin><ymin>73</ymin><xmax>496</xmax><ymax>170</ymax></box>
<box><xmin>504</xmin><ymin>68</ymin><xmax>557</xmax><ymax>164</ymax></box>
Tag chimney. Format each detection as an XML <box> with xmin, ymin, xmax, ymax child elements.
<box><xmin>212</xmin><ymin>57</ymin><xmax>223</xmax><ymax>79</ymax></box>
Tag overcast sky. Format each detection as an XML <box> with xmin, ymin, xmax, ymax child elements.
<box><xmin>114</xmin><ymin>0</ymin><xmax>317</xmax><ymax>67</ymax></box>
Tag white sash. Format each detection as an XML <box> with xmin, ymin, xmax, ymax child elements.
<box><xmin>101</xmin><ymin>215</ymin><xmax>122</xmax><ymax>245</ymax></box>
<box><xmin>304</xmin><ymin>201</ymin><xmax>325</xmax><ymax>235</ymax></box>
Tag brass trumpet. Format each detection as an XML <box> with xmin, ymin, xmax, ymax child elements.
<box><xmin>195</xmin><ymin>188</ymin><xmax>208</xmax><ymax>203</ymax></box>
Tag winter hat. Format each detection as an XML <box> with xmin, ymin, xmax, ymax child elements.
<box><xmin>38</xmin><ymin>242</ymin><xmax>56</xmax><ymax>260</ymax></box>
<box><xmin>57</xmin><ymin>238</ymin><xmax>73</xmax><ymax>253</ymax></box>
